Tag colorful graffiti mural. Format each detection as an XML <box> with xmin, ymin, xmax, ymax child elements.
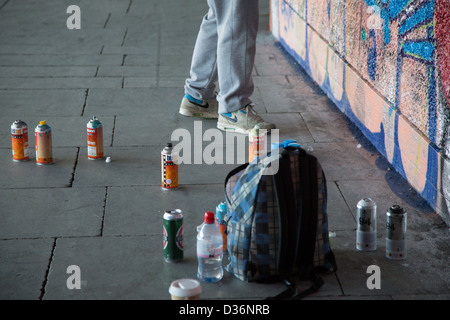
<box><xmin>271</xmin><ymin>0</ymin><xmax>450</xmax><ymax>224</ymax></box>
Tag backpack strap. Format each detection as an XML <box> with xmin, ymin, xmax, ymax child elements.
<box><xmin>292</xmin><ymin>152</ymin><xmax>324</xmax><ymax>298</ymax></box>
<box><xmin>272</xmin><ymin>149</ymin><xmax>296</xmax><ymax>278</ymax></box>
<box><xmin>264</xmin><ymin>149</ymin><xmax>297</xmax><ymax>299</ymax></box>
<box><xmin>265</xmin><ymin>148</ymin><xmax>324</xmax><ymax>300</ymax></box>
<box><xmin>224</xmin><ymin>163</ymin><xmax>249</xmax><ymax>205</ymax></box>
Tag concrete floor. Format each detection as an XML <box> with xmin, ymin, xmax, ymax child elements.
<box><xmin>0</xmin><ymin>0</ymin><xmax>448</xmax><ymax>301</ymax></box>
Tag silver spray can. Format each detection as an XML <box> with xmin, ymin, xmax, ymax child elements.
<box><xmin>356</xmin><ymin>198</ymin><xmax>377</xmax><ymax>251</ymax></box>
<box><xmin>386</xmin><ymin>205</ymin><xmax>407</xmax><ymax>260</ymax></box>
<box><xmin>11</xmin><ymin>120</ymin><xmax>29</xmax><ymax>162</ymax></box>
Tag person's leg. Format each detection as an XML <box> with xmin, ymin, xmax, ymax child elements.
<box><xmin>181</xmin><ymin>0</ymin><xmax>275</xmax><ymax>132</ymax></box>
<box><xmin>214</xmin><ymin>0</ymin><xmax>259</xmax><ymax>114</ymax></box>
<box><xmin>180</xmin><ymin>1</ymin><xmax>219</xmax><ymax>118</ymax></box>
<box><xmin>214</xmin><ymin>0</ymin><xmax>275</xmax><ymax>133</ymax></box>
<box><xmin>184</xmin><ymin>7</ymin><xmax>219</xmax><ymax>101</ymax></box>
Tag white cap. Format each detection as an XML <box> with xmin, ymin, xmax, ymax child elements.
<box><xmin>169</xmin><ymin>279</ymin><xmax>202</xmax><ymax>298</ymax></box>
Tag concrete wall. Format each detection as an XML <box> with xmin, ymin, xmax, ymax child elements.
<box><xmin>270</xmin><ymin>0</ymin><xmax>450</xmax><ymax>225</ymax></box>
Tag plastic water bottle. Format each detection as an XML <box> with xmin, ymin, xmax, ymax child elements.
<box><xmin>197</xmin><ymin>211</ymin><xmax>223</xmax><ymax>282</ymax></box>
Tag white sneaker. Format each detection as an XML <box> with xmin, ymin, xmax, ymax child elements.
<box><xmin>217</xmin><ymin>104</ymin><xmax>276</xmax><ymax>134</ymax></box>
<box><xmin>179</xmin><ymin>94</ymin><xmax>218</xmax><ymax>119</ymax></box>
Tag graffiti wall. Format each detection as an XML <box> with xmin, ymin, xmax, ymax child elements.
<box><xmin>270</xmin><ymin>0</ymin><xmax>450</xmax><ymax>224</ymax></box>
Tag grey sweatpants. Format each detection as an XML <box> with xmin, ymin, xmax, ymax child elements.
<box><xmin>184</xmin><ymin>0</ymin><xmax>259</xmax><ymax>114</ymax></box>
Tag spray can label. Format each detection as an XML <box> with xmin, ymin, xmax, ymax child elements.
<box><xmin>356</xmin><ymin>198</ymin><xmax>377</xmax><ymax>251</ymax></box>
<box><xmin>87</xmin><ymin>116</ymin><xmax>104</xmax><ymax>159</ymax></box>
<box><xmin>35</xmin><ymin>121</ymin><xmax>52</xmax><ymax>164</ymax></box>
<box><xmin>249</xmin><ymin>125</ymin><xmax>266</xmax><ymax>163</ymax></box>
<box><xmin>163</xmin><ymin>210</ymin><xmax>184</xmax><ymax>262</ymax></box>
<box><xmin>216</xmin><ymin>202</ymin><xmax>228</xmax><ymax>253</ymax></box>
<box><xmin>11</xmin><ymin>120</ymin><xmax>29</xmax><ymax>161</ymax></box>
<box><xmin>161</xmin><ymin>143</ymin><xmax>178</xmax><ymax>189</ymax></box>
<box><xmin>386</xmin><ymin>205</ymin><xmax>407</xmax><ymax>260</ymax></box>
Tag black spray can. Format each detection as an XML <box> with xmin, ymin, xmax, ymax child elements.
<box><xmin>386</xmin><ymin>205</ymin><xmax>407</xmax><ymax>260</ymax></box>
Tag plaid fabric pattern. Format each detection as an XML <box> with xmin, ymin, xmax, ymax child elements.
<box><xmin>225</xmin><ymin>149</ymin><xmax>336</xmax><ymax>282</ymax></box>
<box><xmin>248</xmin><ymin>174</ymin><xmax>280</xmax><ymax>281</ymax></box>
<box><xmin>225</xmin><ymin>155</ymin><xmax>276</xmax><ymax>281</ymax></box>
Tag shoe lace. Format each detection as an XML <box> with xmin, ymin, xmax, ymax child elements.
<box><xmin>245</xmin><ymin>104</ymin><xmax>264</xmax><ymax>124</ymax></box>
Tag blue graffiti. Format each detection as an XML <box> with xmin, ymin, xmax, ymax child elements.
<box><xmin>364</xmin><ymin>0</ymin><xmax>439</xmax><ymax>206</ymax></box>
<box><xmin>402</xmin><ymin>41</ymin><xmax>435</xmax><ymax>63</ymax></box>
<box><xmin>399</xmin><ymin>0</ymin><xmax>435</xmax><ymax>35</ymax></box>
<box><xmin>277</xmin><ymin>0</ymin><xmax>441</xmax><ymax>213</ymax></box>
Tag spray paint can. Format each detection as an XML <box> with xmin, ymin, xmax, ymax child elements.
<box><xmin>356</xmin><ymin>198</ymin><xmax>377</xmax><ymax>251</ymax></box>
<box><xmin>11</xmin><ymin>120</ymin><xmax>29</xmax><ymax>162</ymax></box>
<box><xmin>386</xmin><ymin>205</ymin><xmax>407</xmax><ymax>260</ymax></box>
<box><xmin>35</xmin><ymin>121</ymin><xmax>52</xmax><ymax>165</ymax></box>
<box><xmin>163</xmin><ymin>209</ymin><xmax>184</xmax><ymax>262</ymax></box>
<box><xmin>161</xmin><ymin>143</ymin><xmax>178</xmax><ymax>190</ymax></box>
<box><xmin>215</xmin><ymin>202</ymin><xmax>228</xmax><ymax>253</ymax></box>
<box><xmin>249</xmin><ymin>124</ymin><xmax>266</xmax><ymax>163</ymax></box>
<box><xmin>87</xmin><ymin>116</ymin><xmax>104</xmax><ymax>160</ymax></box>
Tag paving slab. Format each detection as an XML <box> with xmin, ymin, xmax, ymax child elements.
<box><xmin>0</xmin><ymin>66</ymin><xmax>97</xmax><ymax>78</ymax></box>
<box><xmin>72</xmin><ymin>146</ymin><xmax>241</xmax><ymax>187</ymax></box>
<box><xmin>0</xmin><ymin>77</ymin><xmax>123</xmax><ymax>89</ymax></box>
<box><xmin>325</xmin><ymin>182</ymin><xmax>356</xmax><ymax>232</ymax></box>
<box><xmin>0</xmin><ymin>238</ymin><xmax>54</xmax><ymax>300</ymax></box>
<box><xmin>43</xmin><ymin>235</ymin><xmax>342</xmax><ymax>300</ymax></box>
<box><xmin>301</xmin><ymin>110</ymin><xmax>360</xmax><ymax>143</ymax></box>
<box><xmin>102</xmin><ymin>184</ymin><xmax>226</xmax><ymax>237</ymax></box>
<box><xmin>0</xmin><ymin>54</ymin><xmax>124</xmax><ymax>66</ymax></box>
<box><xmin>97</xmin><ymin>66</ymin><xmax>157</xmax><ymax>77</ymax></box>
<box><xmin>123</xmin><ymin>77</ymin><xmax>157</xmax><ymax>88</ymax></box>
<box><xmin>259</xmin><ymin>82</ymin><xmax>334</xmax><ymax>114</ymax></box>
<box><xmin>0</xmin><ymin>89</ymin><xmax>86</xmax><ymax>117</ymax></box>
<box><xmin>0</xmin><ymin>187</ymin><xmax>105</xmax><ymax>239</ymax></box>
<box><xmin>302</xmin><ymin>142</ymin><xmax>388</xmax><ymax>182</ymax></box>
<box><xmin>85</xmin><ymin>87</ymin><xmax>184</xmax><ymax>116</ymax></box>
<box><xmin>261</xmin><ymin>112</ymin><xmax>314</xmax><ymax>143</ymax></box>
<box><xmin>113</xmin><ymin>115</ymin><xmax>223</xmax><ymax>147</ymax></box>
<box><xmin>122</xmin><ymin>54</ymin><xmax>158</xmax><ymax>66</ymax></box>
<box><xmin>0</xmin><ymin>147</ymin><xmax>78</xmax><ymax>188</ymax></box>
<box><xmin>332</xmin><ymin>230</ymin><xmax>450</xmax><ymax>296</ymax></box>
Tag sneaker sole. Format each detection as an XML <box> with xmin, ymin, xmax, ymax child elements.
<box><xmin>179</xmin><ymin>108</ymin><xmax>218</xmax><ymax>119</ymax></box>
<box><xmin>216</xmin><ymin>122</ymin><xmax>250</xmax><ymax>134</ymax></box>
<box><xmin>217</xmin><ymin>122</ymin><xmax>276</xmax><ymax>135</ymax></box>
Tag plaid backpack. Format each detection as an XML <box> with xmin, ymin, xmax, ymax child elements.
<box><xmin>224</xmin><ymin>145</ymin><xmax>337</xmax><ymax>299</ymax></box>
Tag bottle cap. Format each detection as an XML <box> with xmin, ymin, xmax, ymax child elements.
<box><xmin>283</xmin><ymin>139</ymin><xmax>296</xmax><ymax>147</ymax></box>
<box><xmin>388</xmin><ymin>205</ymin><xmax>405</xmax><ymax>214</ymax></box>
<box><xmin>39</xmin><ymin>121</ymin><xmax>46</xmax><ymax>126</ymax></box>
<box><xmin>217</xmin><ymin>202</ymin><xmax>226</xmax><ymax>210</ymax></box>
<box><xmin>204</xmin><ymin>211</ymin><xmax>215</xmax><ymax>224</ymax></box>
<box><xmin>358</xmin><ymin>198</ymin><xmax>376</xmax><ymax>208</ymax></box>
<box><xmin>169</xmin><ymin>279</ymin><xmax>202</xmax><ymax>299</ymax></box>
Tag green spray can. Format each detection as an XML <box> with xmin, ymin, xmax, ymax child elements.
<box><xmin>163</xmin><ymin>209</ymin><xmax>184</xmax><ymax>262</ymax></box>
